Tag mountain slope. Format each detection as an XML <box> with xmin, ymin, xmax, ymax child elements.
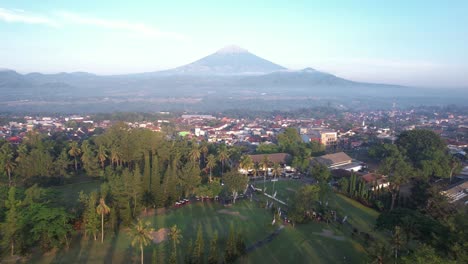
<box><xmin>158</xmin><ymin>45</ymin><xmax>286</xmax><ymax>75</ymax></box>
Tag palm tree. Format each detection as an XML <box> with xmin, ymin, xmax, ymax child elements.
<box><xmin>272</xmin><ymin>162</ymin><xmax>282</xmax><ymax>179</ymax></box>
<box><xmin>130</xmin><ymin>219</ymin><xmax>154</xmax><ymax>264</ymax></box>
<box><xmin>1</xmin><ymin>144</ymin><xmax>16</xmax><ymax>186</ymax></box>
<box><xmin>96</xmin><ymin>198</ymin><xmax>111</xmax><ymax>243</ymax></box>
<box><xmin>68</xmin><ymin>141</ymin><xmax>82</xmax><ymax>171</ymax></box>
<box><xmin>205</xmin><ymin>154</ymin><xmax>216</xmax><ymax>182</ymax></box>
<box><xmin>189</xmin><ymin>144</ymin><xmax>201</xmax><ymax>165</ymax></box>
<box><xmin>200</xmin><ymin>142</ymin><xmax>209</xmax><ymax>166</ymax></box>
<box><xmin>252</xmin><ymin>162</ymin><xmax>260</xmax><ymax>177</ymax></box>
<box><xmin>260</xmin><ymin>155</ymin><xmax>270</xmax><ymax>177</ymax></box>
<box><xmin>217</xmin><ymin>147</ymin><xmax>229</xmax><ymax>176</ymax></box>
<box><xmin>169</xmin><ymin>224</ymin><xmax>182</xmax><ymax>261</ymax></box>
<box><xmin>239</xmin><ymin>155</ymin><xmax>253</xmax><ymax>175</ymax></box>
<box><xmin>97</xmin><ymin>145</ymin><xmax>108</xmax><ymax>169</ymax></box>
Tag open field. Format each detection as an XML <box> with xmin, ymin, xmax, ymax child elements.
<box><xmin>32</xmin><ymin>180</ymin><xmax>380</xmax><ymax>263</ymax></box>
<box><xmin>252</xmin><ymin>179</ymin><xmax>303</xmax><ymax>203</ymax></box>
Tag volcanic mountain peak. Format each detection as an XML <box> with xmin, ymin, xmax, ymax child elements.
<box><xmin>215</xmin><ymin>45</ymin><xmax>249</xmax><ymax>54</ymax></box>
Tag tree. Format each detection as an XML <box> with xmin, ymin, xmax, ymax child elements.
<box><xmin>55</xmin><ymin>149</ymin><xmax>71</xmax><ymax>178</ymax></box>
<box><xmin>205</xmin><ymin>154</ymin><xmax>217</xmax><ymax>182</ymax></box>
<box><xmin>151</xmin><ymin>155</ymin><xmax>164</xmax><ymax>207</ymax></box>
<box><xmin>223</xmin><ymin>171</ymin><xmax>249</xmax><ymax>203</ymax></box>
<box><xmin>109</xmin><ymin>146</ymin><xmax>121</xmax><ymax>167</ymax></box>
<box><xmin>189</xmin><ymin>144</ymin><xmax>201</xmax><ymax>165</ymax></box>
<box><xmin>27</xmin><ymin>204</ymin><xmax>73</xmax><ymax>251</ymax></box>
<box><xmin>310</xmin><ymin>162</ymin><xmax>330</xmax><ymax>183</ymax></box>
<box><xmin>225</xmin><ymin>224</ymin><xmax>238</xmax><ymax>263</ymax></box>
<box><xmin>193</xmin><ymin>224</ymin><xmax>205</xmax><ymax>264</ymax></box>
<box><xmin>200</xmin><ymin>141</ymin><xmax>209</xmax><ymax>166</ymax></box>
<box><xmin>396</xmin><ymin>130</ymin><xmax>450</xmax><ymax>179</ymax></box>
<box><xmin>272</xmin><ymin>162</ymin><xmax>282</xmax><ymax>179</ymax></box>
<box><xmin>277</xmin><ymin>127</ymin><xmax>302</xmax><ymax>153</ymax></box>
<box><xmin>143</xmin><ymin>152</ymin><xmax>151</xmax><ymax>191</ymax></box>
<box><xmin>289</xmin><ymin>185</ymin><xmax>321</xmax><ymax>225</ymax></box>
<box><xmin>68</xmin><ymin>141</ymin><xmax>82</xmax><ymax>171</ymax></box>
<box><xmin>97</xmin><ymin>144</ymin><xmax>108</xmax><ymax>169</ymax></box>
<box><xmin>84</xmin><ymin>192</ymin><xmax>100</xmax><ymax>240</ymax></box>
<box><xmin>1</xmin><ymin>187</ymin><xmax>21</xmax><ymax>256</ymax></box>
<box><xmin>169</xmin><ymin>225</ymin><xmax>182</xmax><ymax>264</ymax></box>
<box><xmin>260</xmin><ymin>155</ymin><xmax>270</xmax><ymax>177</ymax></box>
<box><xmin>379</xmin><ymin>147</ymin><xmax>413</xmax><ymax>210</ymax></box>
<box><xmin>130</xmin><ymin>219</ymin><xmax>154</xmax><ymax>264</ymax></box>
<box><xmin>401</xmin><ymin>244</ymin><xmax>456</xmax><ymax>264</ymax></box>
<box><xmin>367</xmin><ymin>242</ymin><xmax>390</xmax><ymax>264</ymax></box>
<box><xmin>0</xmin><ymin>143</ymin><xmax>16</xmax><ymax>186</ymax></box>
<box><xmin>217</xmin><ymin>146</ymin><xmax>230</xmax><ymax>175</ymax></box>
<box><xmin>239</xmin><ymin>155</ymin><xmax>254</xmax><ymax>175</ymax></box>
<box><xmin>208</xmin><ymin>232</ymin><xmax>219</xmax><ymax>264</ymax></box>
<box><xmin>392</xmin><ymin>226</ymin><xmax>403</xmax><ymax>261</ymax></box>
<box><xmin>96</xmin><ymin>197</ymin><xmax>111</xmax><ymax>243</ymax></box>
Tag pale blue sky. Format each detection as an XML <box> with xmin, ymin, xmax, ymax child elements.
<box><xmin>1</xmin><ymin>0</ymin><xmax>467</xmax><ymax>87</ymax></box>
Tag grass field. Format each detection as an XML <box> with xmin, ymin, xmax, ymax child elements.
<box><xmin>32</xmin><ymin>179</ymin><xmax>380</xmax><ymax>263</ymax></box>
<box><xmin>252</xmin><ymin>179</ymin><xmax>303</xmax><ymax>203</ymax></box>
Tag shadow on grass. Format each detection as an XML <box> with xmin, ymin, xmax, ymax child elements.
<box><xmin>104</xmin><ymin>231</ymin><xmax>119</xmax><ymax>264</ymax></box>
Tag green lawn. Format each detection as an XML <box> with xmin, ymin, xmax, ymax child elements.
<box><xmin>32</xmin><ymin>180</ymin><xmax>381</xmax><ymax>263</ymax></box>
<box><xmin>252</xmin><ymin>179</ymin><xmax>303</xmax><ymax>203</ymax></box>
<box><xmin>51</xmin><ymin>179</ymin><xmax>102</xmax><ymax>208</ymax></box>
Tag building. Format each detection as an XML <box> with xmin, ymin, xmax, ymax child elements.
<box><xmin>300</xmin><ymin>128</ymin><xmax>337</xmax><ymax>147</ymax></box>
<box><xmin>313</xmin><ymin>152</ymin><xmax>363</xmax><ymax>172</ymax></box>
<box><xmin>361</xmin><ymin>173</ymin><xmax>389</xmax><ymax>191</ymax></box>
<box><xmin>441</xmin><ymin>181</ymin><xmax>468</xmax><ymax>203</ymax></box>
<box><xmin>248</xmin><ymin>153</ymin><xmax>291</xmax><ymax>165</ymax></box>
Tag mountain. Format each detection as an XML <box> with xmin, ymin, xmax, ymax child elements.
<box><xmin>158</xmin><ymin>45</ymin><xmax>286</xmax><ymax>75</ymax></box>
<box><xmin>1</xmin><ymin>45</ymin><xmax>466</xmax><ymax>112</ymax></box>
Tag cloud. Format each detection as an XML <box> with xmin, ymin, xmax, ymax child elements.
<box><xmin>0</xmin><ymin>7</ymin><xmax>185</xmax><ymax>40</ymax></box>
<box><xmin>56</xmin><ymin>11</ymin><xmax>185</xmax><ymax>40</ymax></box>
<box><xmin>0</xmin><ymin>8</ymin><xmax>59</xmax><ymax>27</ymax></box>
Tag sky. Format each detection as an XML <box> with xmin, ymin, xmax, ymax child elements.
<box><xmin>1</xmin><ymin>0</ymin><xmax>467</xmax><ymax>88</ymax></box>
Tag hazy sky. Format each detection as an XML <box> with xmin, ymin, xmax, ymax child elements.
<box><xmin>1</xmin><ymin>0</ymin><xmax>467</xmax><ymax>88</ymax></box>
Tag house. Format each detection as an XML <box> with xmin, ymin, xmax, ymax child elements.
<box><xmin>313</xmin><ymin>152</ymin><xmax>363</xmax><ymax>172</ymax></box>
<box><xmin>248</xmin><ymin>153</ymin><xmax>291</xmax><ymax>165</ymax></box>
<box><xmin>361</xmin><ymin>173</ymin><xmax>389</xmax><ymax>191</ymax></box>
<box><xmin>441</xmin><ymin>181</ymin><xmax>468</xmax><ymax>203</ymax></box>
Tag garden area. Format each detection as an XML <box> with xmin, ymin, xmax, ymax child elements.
<box><xmin>30</xmin><ymin>179</ymin><xmax>381</xmax><ymax>263</ymax></box>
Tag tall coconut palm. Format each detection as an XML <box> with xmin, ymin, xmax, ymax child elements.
<box><xmin>260</xmin><ymin>155</ymin><xmax>270</xmax><ymax>177</ymax></box>
<box><xmin>97</xmin><ymin>145</ymin><xmax>108</xmax><ymax>169</ymax></box>
<box><xmin>169</xmin><ymin>225</ymin><xmax>182</xmax><ymax>261</ymax></box>
<box><xmin>130</xmin><ymin>219</ymin><xmax>154</xmax><ymax>264</ymax></box>
<box><xmin>252</xmin><ymin>162</ymin><xmax>260</xmax><ymax>177</ymax></box>
<box><xmin>205</xmin><ymin>154</ymin><xmax>216</xmax><ymax>182</ymax></box>
<box><xmin>96</xmin><ymin>198</ymin><xmax>111</xmax><ymax>243</ymax></box>
<box><xmin>239</xmin><ymin>155</ymin><xmax>254</xmax><ymax>175</ymax></box>
<box><xmin>217</xmin><ymin>147</ymin><xmax>229</xmax><ymax>176</ymax></box>
<box><xmin>1</xmin><ymin>144</ymin><xmax>16</xmax><ymax>186</ymax></box>
<box><xmin>189</xmin><ymin>145</ymin><xmax>201</xmax><ymax>165</ymax></box>
<box><xmin>272</xmin><ymin>163</ymin><xmax>282</xmax><ymax>179</ymax></box>
<box><xmin>68</xmin><ymin>141</ymin><xmax>82</xmax><ymax>171</ymax></box>
<box><xmin>200</xmin><ymin>142</ymin><xmax>209</xmax><ymax>166</ymax></box>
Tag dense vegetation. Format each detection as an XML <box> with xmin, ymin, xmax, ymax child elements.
<box><xmin>0</xmin><ymin>125</ymin><xmax>466</xmax><ymax>263</ymax></box>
